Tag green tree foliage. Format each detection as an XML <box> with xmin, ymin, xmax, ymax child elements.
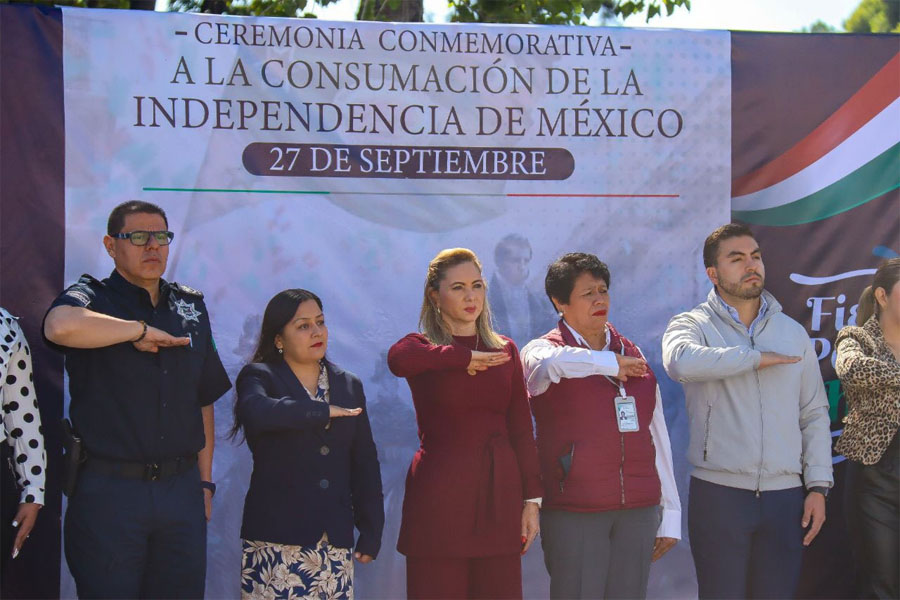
<box><xmin>799</xmin><ymin>19</ymin><xmax>838</xmax><ymax>33</ymax></box>
<box><xmin>843</xmin><ymin>0</ymin><xmax>900</xmax><ymax>33</ymax></box>
<box><xmin>21</xmin><ymin>0</ymin><xmax>156</xmax><ymax>9</ymax></box>
<box><xmin>448</xmin><ymin>0</ymin><xmax>689</xmax><ymax>25</ymax></box>
<box><xmin>356</xmin><ymin>0</ymin><xmax>423</xmax><ymax>21</ymax></box>
<box><xmin>166</xmin><ymin>0</ymin><xmax>689</xmax><ymax>23</ymax></box>
<box><xmin>166</xmin><ymin>0</ymin><xmax>423</xmax><ymax>18</ymax></box>
<box><xmin>169</xmin><ymin>0</ymin><xmax>326</xmax><ymax>17</ymax></box>
<box><xmin>40</xmin><ymin>0</ymin><xmax>690</xmax><ymax>24</ymax></box>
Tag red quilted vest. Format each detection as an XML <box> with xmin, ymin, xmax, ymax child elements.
<box><xmin>531</xmin><ymin>321</ymin><xmax>662</xmax><ymax>512</ymax></box>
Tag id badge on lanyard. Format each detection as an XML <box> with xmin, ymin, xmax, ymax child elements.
<box><xmin>615</xmin><ymin>390</ymin><xmax>639</xmax><ymax>433</ymax></box>
<box><xmin>605</xmin><ymin>344</ymin><xmax>639</xmax><ymax>433</ymax></box>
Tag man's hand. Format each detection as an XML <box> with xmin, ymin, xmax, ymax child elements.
<box><xmin>758</xmin><ymin>352</ymin><xmax>801</xmax><ymax>370</ymax></box>
<box><xmin>521</xmin><ymin>501</ymin><xmax>540</xmax><ymax>555</ymax></box>
<box><xmin>203</xmin><ymin>488</ymin><xmax>212</xmax><ymax>522</ymax></box>
<box><xmin>652</xmin><ymin>537</ymin><xmax>677</xmax><ymax>562</ymax></box>
<box><xmin>467</xmin><ymin>350</ymin><xmax>511</xmax><ymax>376</ymax></box>
<box><xmin>801</xmin><ymin>491</ymin><xmax>826</xmax><ymax>546</ymax></box>
<box><xmin>353</xmin><ymin>552</ymin><xmax>374</xmax><ymax>564</ymax></box>
<box><xmin>133</xmin><ymin>325</ymin><xmax>191</xmax><ymax>353</ymax></box>
<box><xmin>615</xmin><ymin>354</ymin><xmax>649</xmax><ymax>381</ymax></box>
<box><xmin>198</xmin><ymin>406</ymin><xmax>215</xmax><ymax>522</ymax></box>
<box><xmin>11</xmin><ymin>503</ymin><xmax>41</xmax><ymax>559</ymax></box>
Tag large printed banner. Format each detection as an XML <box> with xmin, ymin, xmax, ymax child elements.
<box><xmin>60</xmin><ymin>10</ymin><xmax>729</xmax><ymax>598</ymax></box>
<box><xmin>2</xmin><ymin>4</ymin><xmax>898</xmax><ymax>598</ymax></box>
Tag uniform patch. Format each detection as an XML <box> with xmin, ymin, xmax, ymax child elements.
<box><xmin>174</xmin><ymin>298</ymin><xmax>202</xmax><ymax>323</ymax></box>
<box><xmin>64</xmin><ymin>289</ymin><xmax>92</xmax><ymax>307</ymax></box>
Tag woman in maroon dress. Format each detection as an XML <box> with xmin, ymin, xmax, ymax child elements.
<box><xmin>388</xmin><ymin>248</ymin><xmax>542</xmax><ymax>600</ymax></box>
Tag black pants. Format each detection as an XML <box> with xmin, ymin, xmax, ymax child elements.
<box><xmin>845</xmin><ymin>433</ymin><xmax>900</xmax><ymax>600</ymax></box>
<box><xmin>688</xmin><ymin>477</ymin><xmax>805</xmax><ymax>599</ymax></box>
<box><xmin>64</xmin><ymin>464</ymin><xmax>206</xmax><ymax>599</ymax></box>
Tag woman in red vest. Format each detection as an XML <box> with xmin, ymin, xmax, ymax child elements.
<box><xmin>388</xmin><ymin>248</ymin><xmax>542</xmax><ymax>599</ymax></box>
<box><xmin>521</xmin><ymin>253</ymin><xmax>681</xmax><ymax>599</ymax></box>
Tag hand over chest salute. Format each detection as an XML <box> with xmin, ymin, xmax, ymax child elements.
<box><xmin>43</xmin><ymin>201</ymin><xmax>232</xmax><ymax>600</ymax></box>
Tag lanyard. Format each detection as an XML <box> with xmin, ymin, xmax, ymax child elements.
<box><xmin>569</xmin><ymin>322</ymin><xmax>627</xmax><ymax>399</ymax></box>
<box><xmin>602</xmin><ymin>342</ymin><xmax>628</xmax><ymax>399</ymax></box>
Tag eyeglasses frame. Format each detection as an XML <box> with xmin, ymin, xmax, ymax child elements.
<box><xmin>111</xmin><ymin>230</ymin><xmax>175</xmax><ymax>246</ymax></box>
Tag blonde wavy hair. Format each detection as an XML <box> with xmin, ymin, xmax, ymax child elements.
<box><xmin>419</xmin><ymin>248</ymin><xmax>506</xmax><ymax>349</ymax></box>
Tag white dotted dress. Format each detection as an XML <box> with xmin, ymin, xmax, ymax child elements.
<box><xmin>0</xmin><ymin>307</ymin><xmax>46</xmax><ymax>505</ymax></box>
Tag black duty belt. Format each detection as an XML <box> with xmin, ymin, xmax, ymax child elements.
<box><xmin>85</xmin><ymin>454</ymin><xmax>197</xmax><ymax>481</ymax></box>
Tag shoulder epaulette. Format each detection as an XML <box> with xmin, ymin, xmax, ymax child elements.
<box><xmin>76</xmin><ymin>273</ymin><xmax>103</xmax><ymax>288</ymax></box>
<box><xmin>171</xmin><ymin>282</ymin><xmax>204</xmax><ymax>298</ymax></box>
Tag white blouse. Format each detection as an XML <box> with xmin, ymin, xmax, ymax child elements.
<box><xmin>0</xmin><ymin>307</ymin><xmax>46</xmax><ymax>505</ymax></box>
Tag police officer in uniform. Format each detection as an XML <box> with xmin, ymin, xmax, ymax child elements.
<box><xmin>43</xmin><ymin>200</ymin><xmax>232</xmax><ymax>599</ymax></box>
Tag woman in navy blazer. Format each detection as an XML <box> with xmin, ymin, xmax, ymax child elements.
<box><xmin>232</xmin><ymin>289</ymin><xmax>384</xmax><ymax>600</ymax></box>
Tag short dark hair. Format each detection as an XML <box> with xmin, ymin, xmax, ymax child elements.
<box><xmin>703</xmin><ymin>223</ymin><xmax>756</xmax><ymax>268</ymax></box>
<box><xmin>494</xmin><ymin>233</ymin><xmax>532</xmax><ymax>264</ymax></box>
<box><xmin>107</xmin><ymin>201</ymin><xmax>168</xmax><ymax>235</ymax></box>
<box><xmin>545</xmin><ymin>253</ymin><xmax>610</xmax><ymax>308</ymax></box>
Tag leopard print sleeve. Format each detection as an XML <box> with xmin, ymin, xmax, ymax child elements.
<box><xmin>835</xmin><ymin>326</ymin><xmax>900</xmax><ymax>394</ymax></box>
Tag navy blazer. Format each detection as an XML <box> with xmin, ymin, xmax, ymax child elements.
<box><xmin>235</xmin><ymin>359</ymin><xmax>384</xmax><ymax>557</ymax></box>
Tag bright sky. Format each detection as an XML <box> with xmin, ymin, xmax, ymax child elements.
<box><xmin>293</xmin><ymin>0</ymin><xmax>863</xmax><ymax>32</ymax></box>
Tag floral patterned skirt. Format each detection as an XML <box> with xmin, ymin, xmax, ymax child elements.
<box><xmin>241</xmin><ymin>533</ymin><xmax>354</xmax><ymax>599</ymax></box>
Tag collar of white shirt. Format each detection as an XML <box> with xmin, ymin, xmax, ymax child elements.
<box><xmin>562</xmin><ymin>319</ymin><xmax>611</xmax><ymax>351</ymax></box>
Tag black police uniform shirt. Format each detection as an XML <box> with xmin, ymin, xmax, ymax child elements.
<box><xmin>47</xmin><ymin>269</ymin><xmax>232</xmax><ymax>462</ymax></box>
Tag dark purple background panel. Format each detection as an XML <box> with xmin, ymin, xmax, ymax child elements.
<box><xmin>0</xmin><ymin>4</ymin><xmax>64</xmax><ymax>598</ymax></box>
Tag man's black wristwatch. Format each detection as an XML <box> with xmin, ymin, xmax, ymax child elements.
<box><xmin>807</xmin><ymin>485</ymin><xmax>829</xmax><ymax>499</ymax></box>
<box><xmin>200</xmin><ymin>481</ymin><xmax>217</xmax><ymax>497</ymax></box>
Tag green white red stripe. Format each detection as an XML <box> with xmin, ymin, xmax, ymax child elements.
<box><xmin>733</xmin><ymin>53</ymin><xmax>899</xmax><ymax>226</ymax></box>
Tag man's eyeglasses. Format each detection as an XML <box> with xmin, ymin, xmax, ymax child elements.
<box><xmin>112</xmin><ymin>230</ymin><xmax>175</xmax><ymax>246</ymax></box>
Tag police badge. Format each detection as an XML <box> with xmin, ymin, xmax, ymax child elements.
<box><xmin>173</xmin><ymin>298</ymin><xmax>202</xmax><ymax>323</ymax></box>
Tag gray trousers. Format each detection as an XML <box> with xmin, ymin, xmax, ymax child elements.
<box><xmin>540</xmin><ymin>506</ymin><xmax>660</xmax><ymax>600</ymax></box>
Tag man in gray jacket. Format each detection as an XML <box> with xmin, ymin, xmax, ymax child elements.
<box><xmin>662</xmin><ymin>223</ymin><xmax>833</xmax><ymax>599</ymax></box>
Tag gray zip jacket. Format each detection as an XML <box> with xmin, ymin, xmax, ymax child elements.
<box><xmin>662</xmin><ymin>288</ymin><xmax>833</xmax><ymax>491</ymax></box>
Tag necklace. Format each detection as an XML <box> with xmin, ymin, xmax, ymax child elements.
<box><xmin>466</xmin><ymin>334</ymin><xmax>480</xmax><ymax>376</ymax></box>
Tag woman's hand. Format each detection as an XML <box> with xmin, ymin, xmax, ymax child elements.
<box><xmin>329</xmin><ymin>405</ymin><xmax>363</xmax><ymax>418</ymax></box>
<box><xmin>353</xmin><ymin>552</ymin><xmax>374</xmax><ymax>563</ymax></box>
<box><xmin>520</xmin><ymin>501</ymin><xmax>540</xmax><ymax>555</ymax></box>
<box><xmin>11</xmin><ymin>502</ymin><xmax>41</xmax><ymax>559</ymax></box>
<box><xmin>651</xmin><ymin>537</ymin><xmax>677</xmax><ymax>562</ymax></box>
<box><xmin>467</xmin><ymin>350</ymin><xmax>511</xmax><ymax>376</ymax></box>
<box><xmin>615</xmin><ymin>354</ymin><xmax>648</xmax><ymax>381</ymax></box>
<box><xmin>203</xmin><ymin>488</ymin><xmax>213</xmax><ymax>522</ymax></box>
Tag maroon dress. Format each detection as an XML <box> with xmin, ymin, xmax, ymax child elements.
<box><xmin>388</xmin><ymin>333</ymin><xmax>542</xmax><ymax>559</ymax></box>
